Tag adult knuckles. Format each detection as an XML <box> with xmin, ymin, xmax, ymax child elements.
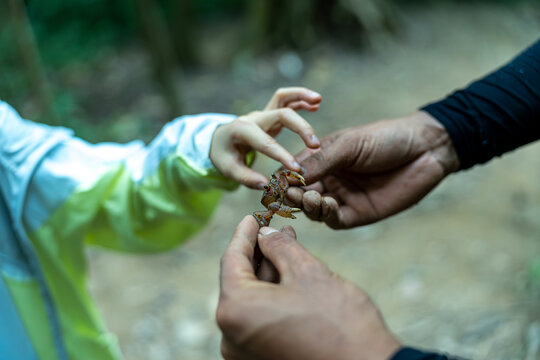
<box><xmin>302</xmin><ymin>149</ymin><xmax>331</xmax><ymax>176</ymax></box>
<box><xmin>296</xmin><ymin>258</ymin><xmax>323</xmax><ymax>277</ymax></box>
<box><xmin>307</xmin><ymin>148</ymin><xmax>328</xmax><ymax>164</ymax></box>
<box><xmin>338</xmin><ymin>279</ymin><xmax>376</xmax><ymax>310</ymax></box>
<box><xmin>297</xmin><ymin>255</ymin><xmax>329</xmax><ymax>278</ymax></box>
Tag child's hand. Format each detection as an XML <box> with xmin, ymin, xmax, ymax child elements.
<box><xmin>210</xmin><ymin>87</ymin><xmax>322</xmax><ymax>189</ymax></box>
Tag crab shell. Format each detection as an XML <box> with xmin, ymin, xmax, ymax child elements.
<box><xmin>260</xmin><ymin>182</ymin><xmax>281</xmax><ymax>208</ymax></box>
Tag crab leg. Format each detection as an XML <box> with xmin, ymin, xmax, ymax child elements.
<box><xmin>268</xmin><ymin>202</ymin><xmax>302</xmax><ymax>219</ymax></box>
<box><xmin>253</xmin><ymin>210</ymin><xmax>274</xmax><ymax>227</ymax></box>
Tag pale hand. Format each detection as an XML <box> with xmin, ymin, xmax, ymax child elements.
<box><xmin>210</xmin><ymin>87</ymin><xmax>322</xmax><ymax>189</ymax></box>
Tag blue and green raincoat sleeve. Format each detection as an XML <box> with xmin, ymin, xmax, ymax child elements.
<box><xmin>0</xmin><ymin>100</ymin><xmax>237</xmax><ymax>360</ymax></box>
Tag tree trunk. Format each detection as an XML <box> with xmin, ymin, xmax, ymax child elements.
<box><xmin>135</xmin><ymin>0</ymin><xmax>183</xmax><ymax>117</ymax></box>
<box><xmin>7</xmin><ymin>0</ymin><xmax>59</xmax><ymax>125</ymax></box>
<box><xmin>245</xmin><ymin>0</ymin><xmax>395</xmax><ymax>53</ymax></box>
<box><xmin>169</xmin><ymin>0</ymin><xmax>198</xmax><ymax>66</ymax></box>
<box><xmin>246</xmin><ymin>0</ymin><xmax>272</xmax><ymax>52</ymax></box>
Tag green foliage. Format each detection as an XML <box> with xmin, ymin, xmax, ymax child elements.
<box><xmin>1</xmin><ymin>0</ymin><xmax>535</xmax><ymax>137</ymax></box>
<box><xmin>24</xmin><ymin>0</ymin><xmax>248</xmax><ymax>69</ymax></box>
<box><xmin>0</xmin><ymin>26</ymin><xmax>27</xmax><ymax>105</ymax></box>
<box><xmin>193</xmin><ymin>0</ymin><xmax>247</xmax><ymax>20</ymax></box>
<box><xmin>396</xmin><ymin>0</ymin><xmax>535</xmax><ymax>4</ymax></box>
<box><xmin>26</xmin><ymin>0</ymin><xmax>138</xmax><ymax>67</ymax></box>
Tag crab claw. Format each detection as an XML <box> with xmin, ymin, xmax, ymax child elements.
<box><xmin>281</xmin><ymin>170</ymin><xmax>306</xmax><ymax>186</ymax></box>
<box><xmin>268</xmin><ymin>203</ymin><xmax>302</xmax><ymax>219</ymax></box>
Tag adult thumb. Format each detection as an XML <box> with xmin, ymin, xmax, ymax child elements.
<box><xmin>299</xmin><ymin>135</ymin><xmax>355</xmax><ymax>185</ymax></box>
<box><xmin>257</xmin><ymin>227</ymin><xmax>320</xmax><ymax>283</ymax></box>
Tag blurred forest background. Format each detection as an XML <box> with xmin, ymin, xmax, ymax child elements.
<box><xmin>2</xmin><ymin>0</ymin><xmax>540</xmax><ymax>359</ymax></box>
<box><xmin>3</xmin><ymin>0</ymin><xmax>404</xmax><ymax>138</ymax></box>
<box><xmin>1</xmin><ymin>0</ymin><xmax>535</xmax><ymax>140</ymax></box>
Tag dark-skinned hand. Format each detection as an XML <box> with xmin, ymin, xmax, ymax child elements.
<box><xmin>287</xmin><ymin>111</ymin><xmax>459</xmax><ymax>229</ymax></box>
<box><xmin>216</xmin><ymin>216</ymin><xmax>401</xmax><ymax>360</ymax></box>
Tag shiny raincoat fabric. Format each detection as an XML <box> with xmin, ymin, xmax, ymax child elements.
<box><xmin>0</xmin><ymin>101</ymin><xmax>237</xmax><ymax>359</ymax></box>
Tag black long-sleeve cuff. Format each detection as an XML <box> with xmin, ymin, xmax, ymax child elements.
<box><xmin>421</xmin><ymin>38</ymin><xmax>540</xmax><ymax>170</ymax></box>
<box><xmin>391</xmin><ymin>347</ymin><xmax>457</xmax><ymax>360</ymax></box>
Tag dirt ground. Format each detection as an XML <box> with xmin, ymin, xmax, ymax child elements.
<box><xmin>88</xmin><ymin>3</ymin><xmax>540</xmax><ymax>360</ymax></box>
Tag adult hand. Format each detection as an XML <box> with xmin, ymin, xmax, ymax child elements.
<box><xmin>210</xmin><ymin>87</ymin><xmax>322</xmax><ymax>189</ymax></box>
<box><xmin>287</xmin><ymin>111</ymin><xmax>460</xmax><ymax>229</ymax></box>
<box><xmin>216</xmin><ymin>216</ymin><xmax>401</xmax><ymax>360</ymax></box>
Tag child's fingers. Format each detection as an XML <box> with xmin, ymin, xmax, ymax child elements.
<box><xmin>252</xmin><ymin>109</ymin><xmax>320</xmax><ymax>149</ymax></box>
<box><xmin>234</xmin><ymin>122</ymin><xmax>301</xmax><ymax>172</ymax></box>
<box><xmin>227</xmin><ymin>162</ymin><xmax>269</xmax><ymax>189</ymax></box>
<box><xmin>286</xmin><ymin>101</ymin><xmax>320</xmax><ymax>112</ymax></box>
<box><xmin>265</xmin><ymin>87</ymin><xmax>322</xmax><ymax>111</ymax></box>
<box><xmin>217</xmin><ymin>154</ymin><xmax>268</xmax><ymax>189</ymax></box>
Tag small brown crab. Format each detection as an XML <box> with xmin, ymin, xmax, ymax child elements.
<box><xmin>253</xmin><ymin>170</ymin><xmax>306</xmax><ymax>227</ymax></box>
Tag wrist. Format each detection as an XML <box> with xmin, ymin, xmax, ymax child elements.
<box><xmin>339</xmin><ymin>329</ymin><xmax>401</xmax><ymax>360</ymax></box>
<box><xmin>208</xmin><ymin>123</ymin><xmax>224</xmax><ymax>170</ymax></box>
<box><xmin>342</xmin><ymin>340</ymin><xmax>401</xmax><ymax>360</ymax></box>
<box><xmin>407</xmin><ymin>111</ymin><xmax>460</xmax><ymax>175</ymax></box>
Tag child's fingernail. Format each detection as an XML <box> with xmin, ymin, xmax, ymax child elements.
<box><xmin>259</xmin><ymin>227</ymin><xmax>279</xmax><ymax>235</ymax></box>
<box><xmin>311</xmin><ymin>135</ymin><xmax>320</xmax><ymax>146</ymax></box>
<box><xmin>310</xmin><ymin>91</ymin><xmax>321</xmax><ymax>98</ymax></box>
<box><xmin>257</xmin><ymin>182</ymin><xmax>266</xmax><ymax>190</ymax></box>
<box><xmin>293</xmin><ymin>161</ymin><xmax>301</xmax><ymax>170</ymax></box>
